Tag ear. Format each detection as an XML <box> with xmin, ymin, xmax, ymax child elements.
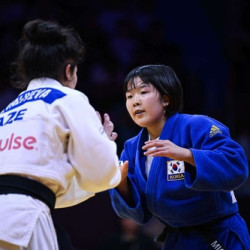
<box><xmin>65</xmin><ymin>64</ymin><xmax>73</xmax><ymax>80</ymax></box>
<box><xmin>162</xmin><ymin>94</ymin><xmax>169</xmax><ymax>106</ymax></box>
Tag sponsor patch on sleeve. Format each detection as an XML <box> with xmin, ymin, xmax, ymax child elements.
<box><xmin>209</xmin><ymin>125</ymin><xmax>222</xmax><ymax>137</ymax></box>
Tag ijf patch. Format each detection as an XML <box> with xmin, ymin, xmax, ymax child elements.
<box><xmin>167</xmin><ymin>160</ymin><xmax>185</xmax><ymax>181</ymax></box>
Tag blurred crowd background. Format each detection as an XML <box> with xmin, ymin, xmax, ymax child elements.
<box><xmin>0</xmin><ymin>0</ymin><xmax>250</xmax><ymax>249</ymax></box>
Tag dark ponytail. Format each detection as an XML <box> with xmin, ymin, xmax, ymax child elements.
<box><xmin>11</xmin><ymin>19</ymin><xmax>85</xmax><ymax>89</ymax></box>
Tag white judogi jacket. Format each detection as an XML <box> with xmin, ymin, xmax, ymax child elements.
<box><xmin>0</xmin><ymin>78</ymin><xmax>121</xmax><ymax>248</ymax></box>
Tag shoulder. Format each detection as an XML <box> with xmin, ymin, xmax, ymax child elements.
<box><xmin>51</xmin><ymin>86</ymin><xmax>99</xmax><ymax>122</ymax></box>
<box><xmin>124</xmin><ymin>133</ymin><xmax>140</xmax><ymax>148</ymax></box>
<box><xmin>177</xmin><ymin>113</ymin><xmax>230</xmax><ymax>136</ymax></box>
<box><xmin>178</xmin><ymin>113</ymin><xmax>209</xmax><ymax>123</ymax></box>
<box><xmin>123</xmin><ymin>129</ymin><xmax>144</xmax><ymax>153</ymax></box>
<box><xmin>55</xmin><ymin>86</ymin><xmax>91</xmax><ymax>109</ymax></box>
<box><xmin>178</xmin><ymin>113</ymin><xmax>226</xmax><ymax>127</ymax></box>
<box><xmin>60</xmin><ymin>86</ymin><xmax>88</xmax><ymax>101</ymax></box>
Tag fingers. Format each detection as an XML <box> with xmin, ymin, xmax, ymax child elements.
<box><xmin>110</xmin><ymin>132</ymin><xmax>118</xmax><ymax>141</ymax></box>
<box><xmin>103</xmin><ymin>113</ymin><xmax>118</xmax><ymax>141</ymax></box>
<box><xmin>142</xmin><ymin>139</ymin><xmax>184</xmax><ymax>160</ymax></box>
<box><xmin>98</xmin><ymin>112</ymin><xmax>118</xmax><ymax>141</ymax></box>
<box><xmin>103</xmin><ymin>113</ymin><xmax>114</xmax><ymax>131</ymax></box>
<box><xmin>143</xmin><ymin>147</ymin><xmax>161</xmax><ymax>156</ymax></box>
<box><xmin>123</xmin><ymin>160</ymin><xmax>129</xmax><ymax>167</ymax></box>
<box><xmin>120</xmin><ymin>160</ymin><xmax>129</xmax><ymax>176</ymax></box>
<box><xmin>144</xmin><ymin>148</ymin><xmax>165</xmax><ymax>157</ymax></box>
<box><xmin>142</xmin><ymin>139</ymin><xmax>170</xmax><ymax>156</ymax></box>
<box><xmin>142</xmin><ymin>140</ymin><xmax>163</xmax><ymax>150</ymax></box>
<box><xmin>117</xmin><ymin>161</ymin><xmax>129</xmax><ymax>193</ymax></box>
<box><xmin>103</xmin><ymin>113</ymin><xmax>110</xmax><ymax>122</ymax></box>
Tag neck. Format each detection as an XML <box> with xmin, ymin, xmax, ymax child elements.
<box><xmin>148</xmin><ymin>134</ymin><xmax>159</xmax><ymax>140</ymax></box>
<box><xmin>147</xmin><ymin>117</ymin><xmax>167</xmax><ymax>140</ymax></box>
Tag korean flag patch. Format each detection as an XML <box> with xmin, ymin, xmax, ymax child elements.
<box><xmin>167</xmin><ymin>160</ymin><xmax>185</xmax><ymax>181</ymax></box>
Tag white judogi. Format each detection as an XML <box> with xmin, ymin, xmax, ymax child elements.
<box><xmin>0</xmin><ymin>194</ymin><xmax>58</xmax><ymax>250</ymax></box>
<box><xmin>0</xmin><ymin>78</ymin><xmax>121</xmax><ymax>249</ymax></box>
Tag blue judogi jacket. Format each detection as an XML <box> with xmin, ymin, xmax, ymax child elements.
<box><xmin>110</xmin><ymin>113</ymin><xmax>248</xmax><ymax>228</ymax></box>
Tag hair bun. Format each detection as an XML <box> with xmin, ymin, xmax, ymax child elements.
<box><xmin>23</xmin><ymin>19</ymin><xmax>66</xmax><ymax>45</ymax></box>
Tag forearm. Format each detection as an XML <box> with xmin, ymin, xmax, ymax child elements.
<box><xmin>116</xmin><ymin>178</ymin><xmax>134</xmax><ymax>206</ymax></box>
<box><xmin>183</xmin><ymin>148</ymin><xmax>195</xmax><ymax>167</ymax></box>
<box><xmin>143</xmin><ymin>139</ymin><xmax>195</xmax><ymax>166</ymax></box>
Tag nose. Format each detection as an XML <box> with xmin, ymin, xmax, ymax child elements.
<box><xmin>133</xmin><ymin>94</ymin><xmax>140</xmax><ymax>107</ymax></box>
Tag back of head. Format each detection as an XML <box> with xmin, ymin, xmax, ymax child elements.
<box><xmin>124</xmin><ymin>64</ymin><xmax>183</xmax><ymax>116</ymax></box>
<box><xmin>11</xmin><ymin>19</ymin><xmax>85</xmax><ymax>89</ymax></box>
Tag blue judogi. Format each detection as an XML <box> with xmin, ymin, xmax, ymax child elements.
<box><xmin>110</xmin><ymin>113</ymin><xmax>250</xmax><ymax>249</ymax></box>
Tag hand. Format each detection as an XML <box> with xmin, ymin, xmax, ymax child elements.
<box><xmin>142</xmin><ymin>139</ymin><xmax>195</xmax><ymax>166</ymax></box>
<box><xmin>96</xmin><ymin>112</ymin><xmax>118</xmax><ymax>141</ymax></box>
<box><xmin>117</xmin><ymin>160</ymin><xmax>130</xmax><ymax>197</ymax></box>
<box><xmin>119</xmin><ymin>160</ymin><xmax>129</xmax><ymax>185</ymax></box>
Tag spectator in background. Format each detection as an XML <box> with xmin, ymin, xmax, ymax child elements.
<box><xmin>95</xmin><ymin>218</ymin><xmax>160</xmax><ymax>250</ymax></box>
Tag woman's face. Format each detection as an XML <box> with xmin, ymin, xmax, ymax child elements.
<box><xmin>125</xmin><ymin>76</ymin><xmax>167</xmax><ymax>134</ymax></box>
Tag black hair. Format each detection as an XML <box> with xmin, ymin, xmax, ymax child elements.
<box><xmin>10</xmin><ymin>19</ymin><xmax>85</xmax><ymax>89</ymax></box>
<box><xmin>124</xmin><ymin>64</ymin><xmax>183</xmax><ymax>117</ymax></box>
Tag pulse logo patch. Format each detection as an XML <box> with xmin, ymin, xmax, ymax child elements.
<box><xmin>167</xmin><ymin>160</ymin><xmax>185</xmax><ymax>181</ymax></box>
<box><xmin>0</xmin><ymin>133</ymin><xmax>37</xmax><ymax>151</ymax></box>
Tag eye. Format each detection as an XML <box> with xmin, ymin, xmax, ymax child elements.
<box><xmin>126</xmin><ymin>94</ymin><xmax>132</xmax><ymax>99</ymax></box>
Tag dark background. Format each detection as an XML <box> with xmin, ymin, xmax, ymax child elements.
<box><xmin>0</xmin><ymin>0</ymin><xmax>250</xmax><ymax>249</ymax></box>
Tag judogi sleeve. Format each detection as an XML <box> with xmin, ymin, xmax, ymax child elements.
<box><xmin>184</xmin><ymin>116</ymin><xmax>248</xmax><ymax>191</ymax></box>
<box><xmin>110</xmin><ymin>142</ymin><xmax>152</xmax><ymax>224</ymax></box>
<box><xmin>60</xmin><ymin>91</ymin><xmax>121</xmax><ymax>193</ymax></box>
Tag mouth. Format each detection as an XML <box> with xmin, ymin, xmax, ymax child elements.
<box><xmin>134</xmin><ymin>110</ymin><xmax>144</xmax><ymax>116</ymax></box>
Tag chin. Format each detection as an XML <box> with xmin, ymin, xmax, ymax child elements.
<box><xmin>134</xmin><ymin>121</ymin><xmax>147</xmax><ymax>128</ymax></box>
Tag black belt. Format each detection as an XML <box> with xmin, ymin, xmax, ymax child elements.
<box><xmin>0</xmin><ymin>174</ymin><xmax>73</xmax><ymax>250</ymax></box>
<box><xmin>155</xmin><ymin>215</ymin><xmax>234</xmax><ymax>250</ymax></box>
<box><xmin>0</xmin><ymin>174</ymin><xmax>55</xmax><ymax>211</ymax></box>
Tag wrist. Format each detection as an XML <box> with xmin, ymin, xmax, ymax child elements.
<box><xmin>184</xmin><ymin>149</ymin><xmax>195</xmax><ymax>166</ymax></box>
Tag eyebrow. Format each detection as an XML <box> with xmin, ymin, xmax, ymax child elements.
<box><xmin>126</xmin><ymin>82</ymin><xmax>150</xmax><ymax>92</ymax></box>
